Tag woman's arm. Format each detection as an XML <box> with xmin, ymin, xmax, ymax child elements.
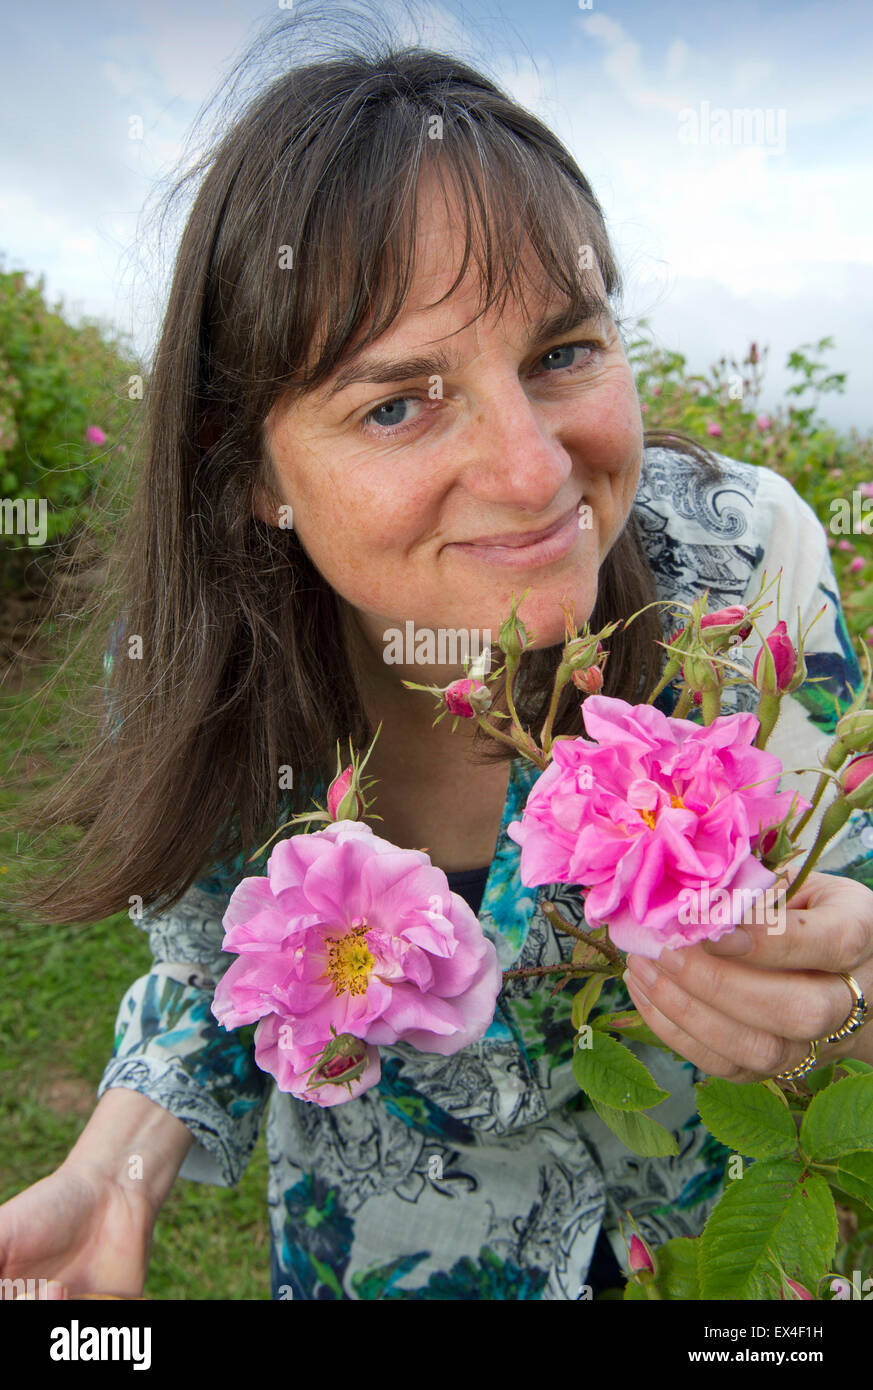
<box><xmin>62</xmin><ymin>1087</ymin><xmax>194</xmax><ymax>1214</ymax></box>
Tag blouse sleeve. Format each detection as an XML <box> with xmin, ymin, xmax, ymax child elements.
<box><xmin>741</xmin><ymin>464</ymin><xmax>873</xmax><ymax>886</ymax></box>
<box><xmin>95</xmin><ymin>872</ymin><xmax>273</xmax><ymax>1188</ymax></box>
<box><xmin>96</xmin><ymin>623</ymin><xmax>272</xmax><ymax>1186</ymax></box>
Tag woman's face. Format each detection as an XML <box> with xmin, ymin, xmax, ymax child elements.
<box><xmin>260</xmin><ymin>177</ymin><xmax>644</xmax><ymax>668</ymax></box>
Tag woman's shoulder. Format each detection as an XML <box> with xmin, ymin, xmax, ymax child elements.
<box><xmin>633</xmin><ymin>444</ymin><xmax>822</xmax><ymax>609</ymax></box>
<box><xmin>636</xmin><ymin>443</ymin><xmax>813</xmax><ymax>547</ymax></box>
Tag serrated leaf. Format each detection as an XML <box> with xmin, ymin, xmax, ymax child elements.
<box><xmin>571</xmin><ymin>974</ymin><xmax>605</xmax><ymax>1029</ymax></box>
<box><xmin>699</xmin><ymin>1159</ymin><xmax>837</xmax><ymax>1299</ymax></box>
<box><xmin>572</xmin><ymin>1028</ymin><xmax>669</xmax><ymax>1110</ymax></box>
<box><xmin>695</xmin><ymin>1078</ymin><xmax>798</xmax><ymax>1159</ymax></box>
<box><xmin>832</xmin><ymin>1151</ymin><xmax>873</xmax><ymax>1210</ymax></box>
<box><xmin>801</xmin><ymin>1074</ymin><xmax>873</xmax><ymax>1161</ymax></box>
<box><xmin>590</xmin><ymin>1098</ymin><xmax>680</xmax><ymax>1156</ymax></box>
<box><xmin>650</xmin><ymin>1237</ymin><xmax>701</xmax><ymax>1300</ymax></box>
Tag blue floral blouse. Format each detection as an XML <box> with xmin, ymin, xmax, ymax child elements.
<box><xmin>96</xmin><ymin>448</ymin><xmax>873</xmax><ymax>1299</ymax></box>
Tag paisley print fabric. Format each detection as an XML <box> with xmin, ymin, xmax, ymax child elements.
<box><xmin>97</xmin><ymin>449</ymin><xmax>873</xmax><ymax>1298</ymax></box>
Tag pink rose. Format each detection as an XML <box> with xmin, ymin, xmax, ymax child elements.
<box><xmin>85</xmin><ymin>425</ymin><xmax>106</xmax><ymax>444</ymax></box>
<box><xmin>706</xmin><ymin>421</ymin><xmax>722</xmax><ymax>437</ymax></box>
<box><xmin>211</xmin><ymin>819</ymin><xmax>502</xmax><ymax>1103</ymax></box>
<box><xmin>507</xmin><ymin>695</ymin><xmax>807</xmax><ymax>957</ymax></box>
<box><xmin>755</xmin><ymin>414</ymin><xmax>771</xmax><ymax>431</ymax></box>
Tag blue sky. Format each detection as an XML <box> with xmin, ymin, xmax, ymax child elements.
<box><xmin>2</xmin><ymin>0</ymin><xmax>871</xmax><ymax>429</ymax></box>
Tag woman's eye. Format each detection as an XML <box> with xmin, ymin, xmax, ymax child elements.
<box><xmin>359</xmin><ymin>341</ymin><xmax>598</xmax><ymax>436</ymax></box>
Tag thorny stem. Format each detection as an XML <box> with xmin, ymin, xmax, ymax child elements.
<box><xmin>502</xmin><ymin>962</ymin><xmax>619</xmax><ymax>982</ymax></box>
<box><xmin>541</xmin><ymin>901</ymin><xmax>625</xmax><ymax>966</ymax></box>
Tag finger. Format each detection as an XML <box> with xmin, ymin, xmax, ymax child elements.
<box><xmin>631</xmin><ymin>944</ymin><xmax>872</xmax><ymax>1045</ymax></box>
<box><xmin>703</xmin><ymin>872</ymin><xmax>873</xmax><ymax>973</ymax></box>
<box><xmin>622</xmin><ymin>970</ymin><xmax>805</xmax><ymax>1081</ymax></box>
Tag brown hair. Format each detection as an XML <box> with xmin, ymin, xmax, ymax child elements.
<box><xmin>6</xmin><ymin>4</ymin><xmax>721</xmax><ymax>925</ymax></box>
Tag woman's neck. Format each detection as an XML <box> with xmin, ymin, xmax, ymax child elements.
<box><xmin>351</xmin><ymin>635</ymin><xmax>512</xmax><ymax>872</ymax></box>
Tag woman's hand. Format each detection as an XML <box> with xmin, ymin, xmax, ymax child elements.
<box><xmin>622</xmin><ymin>870</ymin><xmax>873</xmax><ymax>1082</ymax></box>
<box><xmin>0</xmin><ymin>1161</ymin><xmax>156</xmax><ymax>1299</ymax></box>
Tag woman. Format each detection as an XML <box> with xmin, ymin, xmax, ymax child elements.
<box><xmin>2</xmin><ymin>14</ymin><xmax>872</xmax><ymax>1301</ymax></box>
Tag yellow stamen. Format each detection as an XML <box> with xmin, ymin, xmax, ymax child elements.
<box><xmin>326</xmin><ymin>923</ymin><xmax>375</xmax><ymax>997</ymax></box>
<box><xmin>637</xmin><ymin>792</ymin><xmax>685</xmax><ymax>829</ymax></box>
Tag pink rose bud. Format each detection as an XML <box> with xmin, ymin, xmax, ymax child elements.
<box><xmin>759</xmin><ymin>826</ymin><xmax>778</xmax><ymax>856</ymax></box>
<box><xmin>652</xmin><ymin>384</ymin><xmax>662</xmax><ymax>396</ymax></box>
<box><xmin>327</xmin><ymin>765</ymin><xmax>363</xmax><ymax>820</ymax></box>
<box><xmin>628</xmin><ymin>1234</ymin><xmax>655</xmax><ymax>1276</ymax></box>
<box><xmin>444</xmin><ymin>676</ymin><xmax>492</xmax><ymax>718</ymax></box>
<box><xmin>572</xmin><ymin>665</ymin><xmax>604</xmax><ymax>695</ymax></box>
<box><xmin>752</xmin><ymin>620</ymin><xmax>798</xmax><ymax>694</ymax></box>
<box><xmin>85</xmin><ymin>425</ymin><xmax>106</xmax><ymax>445</ymax></box>
<box><xmin>837</xmin><ymin>539</ymin><xmax>854</xmax><ymax>551</ymax></box>
<box><xmin>781</xmin><ymin>1277</ymin><xmax>814</xmax><ymax>1300</ymax></box>
<box><xmin>706</xmin><ymin>421</ymin><xmax>722</xmax><ymax>437</ymax></box>
<box><xmin>700</xmin><ymin>605</ymin><xmax>753</xmax><ymax>644</ymax></box>
<box><xmin>850</xmin><ymin>557</ymin><xmax>865</xmax><ymax>573</ymax></box>
<box><xmin>755</xmin><ymin>413</ymin><xmax>771</xmax><ymax>431</ymax></box>
<box><xmin>842</xmin><ymin>753</ymin><xmax>873</xmax><ymax>796</ymax></box>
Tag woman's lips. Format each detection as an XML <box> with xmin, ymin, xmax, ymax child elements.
<box><xmin>448</xmin><ymin>504</ymin><xmax>586</xmax><ymax>570</ymax></box>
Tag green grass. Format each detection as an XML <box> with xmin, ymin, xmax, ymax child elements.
<box><xmin>0</xmin><ymin>658</ymin><xmax>272</xmax><ymax>1300</ymax></box>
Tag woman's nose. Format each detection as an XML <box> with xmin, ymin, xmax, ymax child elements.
<box><xmin>458</xmin><ymin>374</ymin><xmax>574</xmax><ymax>511</ymax></box>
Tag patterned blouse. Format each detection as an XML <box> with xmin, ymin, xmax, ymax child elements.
<box><xmin>97</xmin><ymin>447</ymin><xmax>873</xmax><ymax>1300</ymax></box>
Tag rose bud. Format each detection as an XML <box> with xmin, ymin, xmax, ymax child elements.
<box><xmin>498</xmin><ymin>610</ymin><xmax>531</xmax><ymax>661</ymax></box>
<box><xmin>752</xmin><ymin>620</ymin><xmax>802</xmax><ymax>695</ymax></box>
<box><xmin>327</xmin><ymin>765</ymin><xmax>364</xmax><ymax>821</ymax></box>
<box><xmin>572</xmin><ymin>665</ymin><xmax>604</xmax><ymax>695</ymax></box>
<box><xmin>841</xmin><ymin>753</ymin><xmax>873</xmax><ymax>808</ymax></box>
<box><xmin>700</xmin><ymin>605</ymin><xmax>753</xmax><ymax>646</ymax></box>
<box><xmin>781</xmin><ymin>1277</ymin><xmax>814</xmax><ymax>1300</ymax></box>
<box><xmin>835</xmin><ymin>709</ymin><xmax>873</xmax><ymax>753</ymax></box>
<box><xmin>444</xmin><ymin>676</ymin><xmax>492</xmax><ymax>718</ymax></box>
<box><xmin>628</xmin><ymin>1234</ymin><xmax>655</xmax><ymax>1276</ymax></box>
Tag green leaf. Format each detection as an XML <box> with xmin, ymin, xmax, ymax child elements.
<box><xmin>699</xmin><ymin>1159</ymin><xmax>837</xmax><ymax>1299</ymax></box>
<box><xmin>831</xmin><ymin>1151</ymin><xmax>873</xmax><ymax>1210</ymax></box>
<box><xmin>590</xmin><ymin>1098</ymin><xmax>680</xmax><ymax>1157</ymax></box>
<box><xmin>572</xmin><ymin>1028</ymin><xmax>669</xmax><ymax>1110</ymax></box>
<box><xmin>650</xmin><ymin>1237</ymin><xmax>701</xmax><ymax>1300</ymax></box>
<box><xmin>694</xmin><ymin>1078</ymin><xmax>798</xmax><ymax>1159</ymax></box>
<box><xmin>800</xmin><ymin>1074</ymin><xmax>873</xmax><ymax>1161</ymax></box>
<box><xmin>804</xmin><ymin>1061</ymin><xmax>835</xmax><ymax>1094</ymax></box>
<box><xmin>835</xmin><ymin>1058</ymin><xmax>873</xmax><ymax>1077</ymax></box>
<box><xmin>571</xmin><ymin>974</ymin><xmax>604</xmax><ymax>1029</ymax></box>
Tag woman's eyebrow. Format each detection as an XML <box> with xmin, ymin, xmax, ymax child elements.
<box><xmin>317</xmin><ymin>303</ymin><xmax>611</xmax><ymax>402</ymax></box>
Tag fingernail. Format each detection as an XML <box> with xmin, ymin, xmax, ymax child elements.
<box><xmin>705</xmin><ymin>928</ymin><xmax>753</xmax><ymax>956</ymax></box>
<box><xmin>626</xmin><ymin>954</ymin><xmax>659</xmax><ymax>988</ymax></box>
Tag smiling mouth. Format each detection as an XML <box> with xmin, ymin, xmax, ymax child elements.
<box><xmin>457</xmin><ymin>500</ymin><xmax>584</xmax><ymax>548</ymax></box>
<box><xmin>446</xmin><ymin>500</ymin><xmax>588</xmax><ymax>570</ymax></box>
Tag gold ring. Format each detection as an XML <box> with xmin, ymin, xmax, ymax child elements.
<box><xmin>819</xmin><ymin>972</ymin><xmax>869</xmax><ymax>1046</ymax></box>
<box><xmin>774</xmin><ymin>1040</ymin><xmax>818</xmax><ymax>1081</ymax></box>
